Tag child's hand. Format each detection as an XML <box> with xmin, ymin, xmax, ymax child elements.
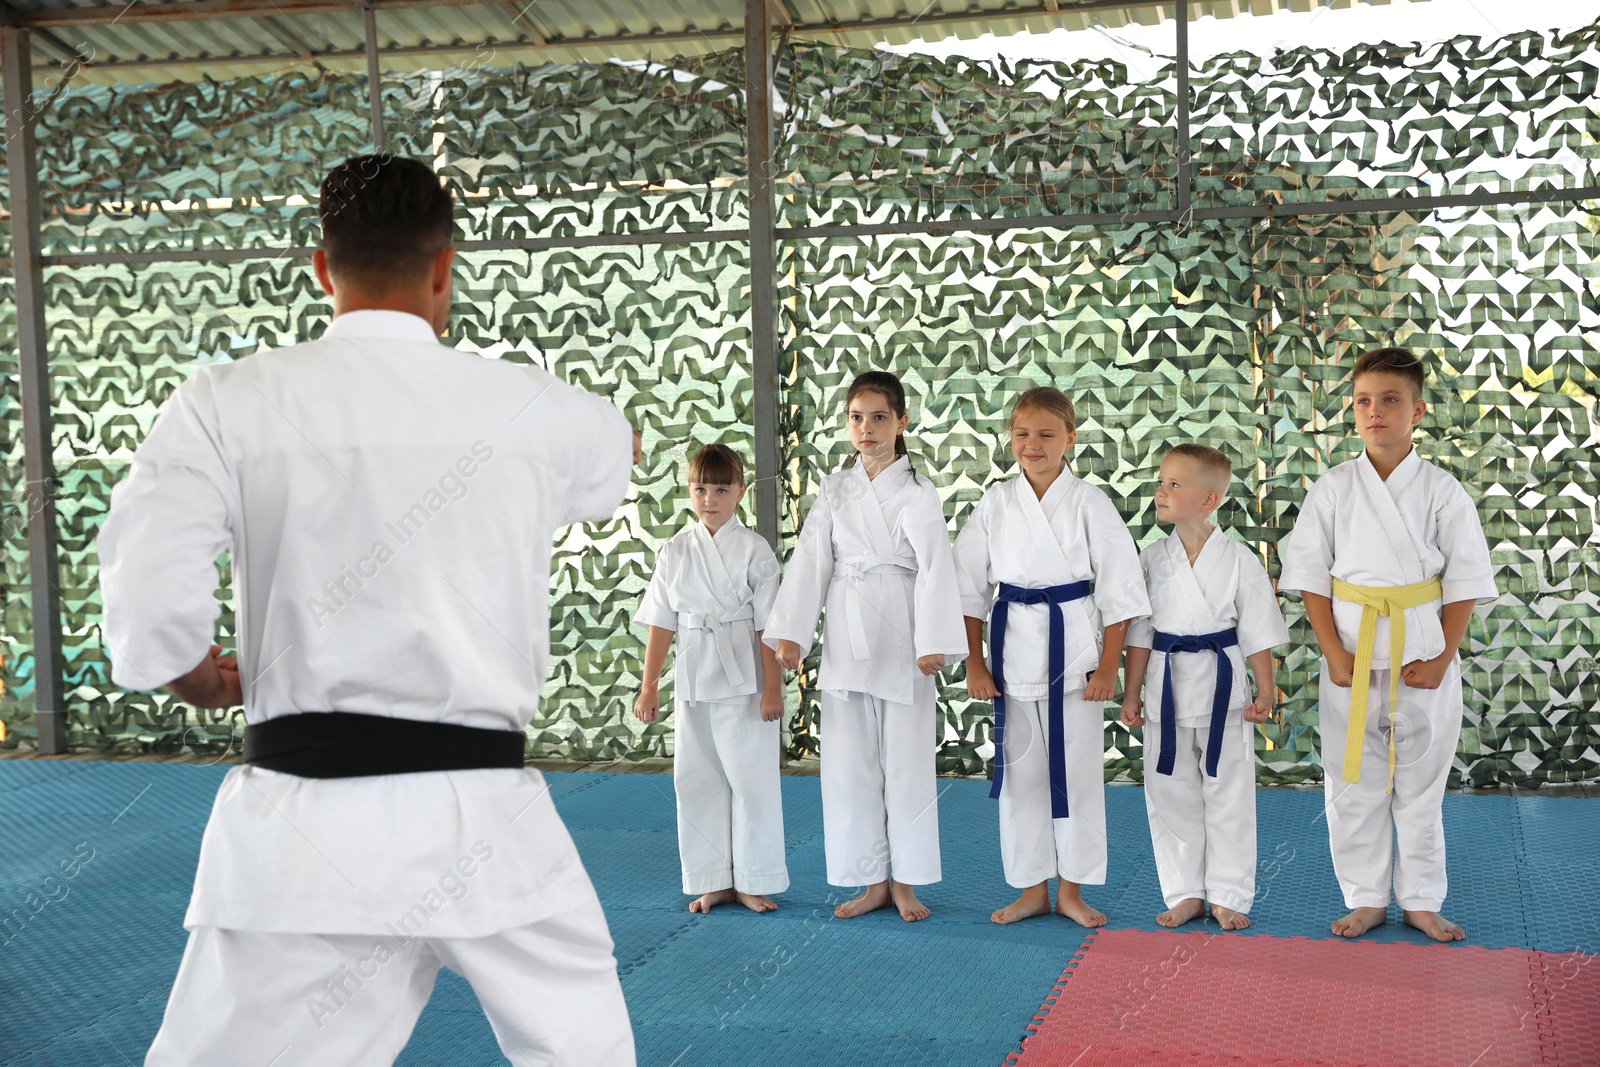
<box><xmin>760</xmin><ymin>687</ymin><xmax>785</xmax><ymax>723</ymax></box>
<box><xmin>1083</xmin><ymin>666</ymin><xmax>1117</xmax><ymax>703</ymax></box>
<box><xmin>1401</xmin><ymin>654</ymin><xmax>1450</xmax><ymax>691</ymax></box>
<box><xmin>1242</xmin><ymin>694</ymin><xmax>1273</xmax><ymax>724</ymax></box>
<box><xmin>1324</xmin><ymin>648</ymin><xmax>1355</xmax><ymax>688</ymax></box>
<box><xmin>917</xmin><ymin>654</ymin><xmax>946</xmax><ymax>677</ymax></box>
<box><xmin>633</xmin><ymin>687</ymin><xmax>659</xmax><ymax>723</ymax></box>
<box><xmin>1120</xmin><ymin>695</ymin><xmax>1144</xmax><ymax>728</ymax></box>
<box><xmin>773</xmin><ymin>640</ymin><xmax>803</xmax><ymax>671</ymax></box>
<box><xmin>967</xmin><ymin>661</ymin><xmax>1000</xmax><ymax>701</ymax></box>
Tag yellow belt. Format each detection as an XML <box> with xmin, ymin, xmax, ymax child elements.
<box><xmin>1330</xmin><ymin>576</ymin><xmax>1442</xmax><ymax>789</ymax></box>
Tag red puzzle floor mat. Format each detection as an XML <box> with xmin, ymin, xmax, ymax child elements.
<box><xmin>1009</xmin><ymin>928</ymin><xmax>1600</xmax><ymax>1067</ymax></box>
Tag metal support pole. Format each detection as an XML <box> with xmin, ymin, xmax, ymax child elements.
<box><xmin>1175</xmin><ymin>0</ymin><xmax>1191</xmax><ymax>218</ymax></box>
<box><xmin>364</xmin><ymin>4</ymin><xmax>385</xmax><ymax>153</ymax></box>
<box><xmin>745</xmin><ymin>0</ymin><xmax>781</xmax><ymax>553</ymax></box>
<box><xmin>3</xmin><ymin>29</ymin><xmax>68</xmax><ymax>754</ymax></box>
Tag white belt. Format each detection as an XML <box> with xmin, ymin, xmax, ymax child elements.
<box><xmin>834</xmin><ymin>555</ymin><xmax>917</xmax><ymax>662</ymax></box>
<box><xmin>678</xmin><ymin>608</ymin><xmax>756</xmax><ymax>691</ymax></box>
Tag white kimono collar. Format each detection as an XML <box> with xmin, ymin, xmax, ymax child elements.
<box><xmin>1357</xmin><ymin>447</ymin><xmax>1422</xmax><ymax>493</ymax></box>
<box><xmin>1168</xmin><ymin>524</ymin><xmax>1227</xmax><ymax>569</ymax></box>
<box><xmin>1015</xmin><ymin>466</ymin><xmax>1077</xmax><ymax>514</ymax></box>
<box><xmin>322</xmin><ymin>309</ymin><xmax>442</xmax><ymax>346</ymax></box>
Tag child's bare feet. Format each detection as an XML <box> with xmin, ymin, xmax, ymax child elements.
<box><xmin>1330</xmin><ymin>906</ymin><xmax>1387</xmax><ymax>938</ymax></box>
<box><xmin>891</xmin><ymin>880</ymin><xmax>930</xmax><ymax>922</ymax></box>
<box><xmin>1055</xmin><ymin>882</ymin><xmax>1106</xmax><ymax>928</ymax></box>
<box><xmin>834</xmin><ymin>881</ymin><xmax>892</xmax><ymax>919</ymax></box>
<box><xmin>991</xmin><ymin>883</ymin><xmax>1052</xmax><ymax>925</ymax></box>
<box><xmin>736</xmin><ymin>892</ymin><xmax>778</xmax><ymax>913</ymax></box>
<box><xmin>1155</xmin><ymin>897</ymin><xmax>1206</xmax><ymax>928</ymax></box>
<box><xmin>1209</xmin><ymin>903</ymin><xmax>1250</xmax><ymax>930</ymax></box>
<box><xmin>1403</xmin><ymin>910</ymin><xmax>1464</xmax><ymax>942</ymax></box>
<box><xmin>690</xmin><ymin>888</ymin><xmax>738</xmax><ymax>913</ymax></box>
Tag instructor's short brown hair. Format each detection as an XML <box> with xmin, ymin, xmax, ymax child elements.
<box><xmin>320</xmin><ymin>155</ymin><xmax>454</xmax><ymax>288</ymax></box>
<box><xmin>1352</xmin><ymin>346</ymin><xmax>1426</xmax><ymax>399</ymax></box>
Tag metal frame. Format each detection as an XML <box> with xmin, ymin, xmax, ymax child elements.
<box><xmin>7</xmin><ymin>1</ymin><xmax>1600</xmax><ymax>749</ymax></box>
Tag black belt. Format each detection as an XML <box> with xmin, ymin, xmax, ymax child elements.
<box><xmin>243</xmin><ymin>712</ymin><xmax>526</xmax><ymax>779</ymax></box>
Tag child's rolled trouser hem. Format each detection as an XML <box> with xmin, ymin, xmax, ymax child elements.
<box><xmin>1397</xmin><ymin>897</ymin><xmax>1446</xmax><ymax>912</ymax></box>
<box><xmin>682</xmin><ymin>872</ymin><xmax>734</xmax><ymax>894</ymax></box>
<box><xmin>1159</xmin><ymin>888</ymin><xmax>1208</xmax><ymax>908</ymax></box>
<box><xmin>1342</xmin><ymin>892</ymin><xmax>1392</xmax><ymax>909</ymax></box>
<box><xmin>732</xmin><ymin>870</ymin><xmax>790</xmax><ymax>895</ymax></box>
<box><xmin>1205</xmin><ymin>892</ymin><xmax>1252</xmax><ymax>914</ymax></box>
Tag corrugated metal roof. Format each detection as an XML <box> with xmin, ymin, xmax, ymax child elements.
<box><xmin>2</xmin><ymin>0</ymin><xmax>1401</xmax><ymax>86</ymax></box>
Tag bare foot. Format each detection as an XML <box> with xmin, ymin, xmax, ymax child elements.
<box><xmin>689</xmin><ymin>888</ymin><xmax>738</xmax><ymax>913</ymax></box>
<box><xmin>736</xmin><ymin>892</ymin><xmax>778</xmax><ymax>913</ymax></box>
<box><xmin>834</xmin><ymin>881</ymin><xmax>892</xmax><ymax>919</ymax></box>
<box><xmin>891</xmin><ymin>880</ymin><xmax>931</xmax><ymax>922</ymax></box>
<box><xmin>1403</xmin><ymin>909</ymin><xmax>1465</xmax><ymax>942</ymax></box>
<box><xmin>991</xmin><ymin>883</ymin><xmax>1052</xmax><ymax>925</ymax></box>
<box><xmin>1330</xmin><ymin>906</ymin><xmax>1388</xmax><ymax>938</ymax></box>
<box><xmin>1209</xmin><ymin>903</ymin><xmax>1250</xmax><ymax>930</ymax></box>
<box><xmin>1055</xmin><ymin>882</ymin><xmax>1106</xmax><ymax>928</ymax></box>
<box><xmin>1155</xmin><ymin>897</ymin><xmax>1206</xmax><ymax>928</ymax></box>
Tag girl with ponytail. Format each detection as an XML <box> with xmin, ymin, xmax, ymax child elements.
<box><xmin>764</xmin><ymin>370</ymin><xmax>967</xmax><ymax>922</ymax></box>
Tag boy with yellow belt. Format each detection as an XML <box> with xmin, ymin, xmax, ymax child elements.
<box><xmin>1278</xmin><ymin>347</ymin><xmax>1497</xmax><ymax>942</ymax></box>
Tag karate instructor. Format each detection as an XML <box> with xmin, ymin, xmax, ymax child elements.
<box><xmin>99</xmin><ymin>155</ymin><xmax>638</xmax><ymax>1066</ymax></box>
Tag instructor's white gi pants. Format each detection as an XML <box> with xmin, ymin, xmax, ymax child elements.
<box><xmin>144</xmin><ymin>896</ymin><xmax>632</xmax><ymax>1067</ymax></box>
<box><xmin>998</xmin><ymin>696</ymin><xmax>1107</xmax><ymax>887</ymax></box>
<box><xmin>1143</xmin><ymin>715</ymin><xmax>1256</xmax><ymax>913</ymax></box>
<box><xmin>819</xmin><ymin>687</ymin><xmax>941</xmax><ymax>886</ymax></box>
<box><xmin>674</xmin><ymin>697</ymin><xmax>789</xmax><ymax>896</ymax></box>
<box><xmin>1319</xmin><ymin>658</ymin><xmax>1462</xmax><ymax>912</ymax></box>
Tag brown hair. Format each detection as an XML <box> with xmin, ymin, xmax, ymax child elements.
<box><xmin>320</xmin><ymin>155</ymin><xmax>454</xmax><ymax>287</ymax></box>
<box><xmin>1009</xmin><ymin>386</ymin><xmax>1077</xmax><ymax>434</ymax></box>
<box><xmin>1352</xmin><ymin>346</ymin><xmax>1426</xmax><ymax>399</ymax></box>
<box><xmin>845</xmin><ymin>371</ymin><xmax>920</xmax><ymax>480</ymax></box>
<box><xmin>687</xmin><ymin>443</ymin><xmax>744</xmax><ymax>486</ymax></box>
<box><xmin>1165</xmin><ymin>443</ymin><xmax>1232</xmax><ymax>492</ymax></box>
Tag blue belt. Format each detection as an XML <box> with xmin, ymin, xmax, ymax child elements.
<box><xmin>1150</xmin><ymin>627</ymin><xmax>1239</xmax><ymax>778</ymax></box>
<box><xmin>989</xmin><ymin>580</ymin><xmax>1093</xmax><ymax>819</ymax></box>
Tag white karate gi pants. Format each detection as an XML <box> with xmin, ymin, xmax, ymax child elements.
<box><xmin>1319</xmin><ymin>658</ymin><xmax>1462</xmax><ymax>912</ymax></box>
<box><xmin>144</xmin><ymin>896</ymin><xmax>632</xmax><ymax>1067</ymax></box>
<box><xmin>673</xmin><ymin>697</ymin><xmax>789</xmax><ymax>896</ymax></box>
<box><xmin>819</xmin><ymin>687</ymin><xmax>941</xmax><ymax>886</ymax></box>
<box><xmin>1143</xmin><ymin>715</ymin><xmax>1256</xmax><ymax>913</ymax></box>
<box><xmin>997</xmin><ymin>696</ymin><xmax>1107</xmax><ymax>887</ymax></box>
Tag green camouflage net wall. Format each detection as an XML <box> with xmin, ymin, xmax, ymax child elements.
<box><xmin>0</xmin><ymin>26</ymin><xmax>1595</xmax><ymax>785</ymax></box>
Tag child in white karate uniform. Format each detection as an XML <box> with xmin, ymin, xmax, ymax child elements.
<box><xmin>1122</xmin><ymin>444</ymin><xmax>1289</xmax><ymax>931</ymax></box>
<box><xmin>635</xmin><ymin>444</ymin><xmax>789</xmax><ymax>913</ymax></box>
<box><xmin>955</xmin><ymin>387</ymin><xmax>1150</xmax><ymax>927</ymax></box>
<box><xmin>765</xmin><ymin>371</ymin><xmax>968</xmax><ymax>923</ymax></box>
<box><xmin>1279</xmin><ymin>347</ymin><xmax>1496</xmax><ymax>942</ymax></box>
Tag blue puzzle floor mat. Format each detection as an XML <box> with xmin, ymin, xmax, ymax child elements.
<box><xmin>1</xmin><ymin>761</ymin><xmax>1593</xmax><ymax>1066</ymax></box>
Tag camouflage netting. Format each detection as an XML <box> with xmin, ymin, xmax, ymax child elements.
<box><xmin>0</xmin><ymin>26</ymin><xmax>1595</xmax><ymax>786</ymax></box>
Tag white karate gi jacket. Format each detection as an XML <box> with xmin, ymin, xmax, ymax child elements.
<box><xmin>954</xmin><ymin>472</ymin><xmax>1150</xmax><ymax>698</ymax></box>
<box><xmin>634</xmin><ymin>516</ymin><xmax>780</xmax><ymax>704</ymax></box>
<box><xmin>97</xmin><ymin>310</ymin><xmax>633</xmax><ymax>937</ymax></box>
<box><xmin>1278</xmin><ymin>450</ymin><xmax>1497</xmax><ymax>667</ymax></box>
<box><xmin>762</xmin><ymin>456</ymin><xmax>967</xmax><ymax>705</ymax></box>
<box><xmin>1127</xmin><ymin>528</ymin><xmax>1290</xmax><ymax>724</ymax></box>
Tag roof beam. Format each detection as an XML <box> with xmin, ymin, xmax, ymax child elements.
<box><xmin>22</xmin><ymin>0</ymin><xmax>1160</xmax><ymax>29</ymax></box>
<box><xmin>0</xmin><ymin>0</ymin><xmax>91</xmax><ymax>64</ymax></box>
<box><xmin>501</xmin><ymin>1</ymin><xmax>548</xmax><ymax>45</ymax></box>
<box><xmin>257</xmin><ymin>16</ymin><xmax>319</xmax><ymax>58</ymax></box>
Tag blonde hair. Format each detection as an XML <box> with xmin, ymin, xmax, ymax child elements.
<box><xmin>1009</xmin><ymin>386</ymin><xmax>1076</xmax><ymax>434</ymax></box>
<box><xmin>1165</xmin><ymin>443</ymin><xmax>1232</xmax><ymax>492</ymax></box>
<box><xmin>687</xmin><ymin>443</ymin><xmax>744</xmax><ymax>486</ymax></box>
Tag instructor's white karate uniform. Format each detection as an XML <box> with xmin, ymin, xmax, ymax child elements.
<box><xmin>954</xmin><ymin>473</ymin><xmax>1149</xmax><ymax>888</ymax></box>
<box><xmin>1278</xmin><ymin>450</ymin><xmax>1496</xmax><ymax>912</ymax></box>
<box><xmin>98</xmin><ymin>310</ymin><xmax>636</xmax><ymax>1067</ymax></box>
<box><xmin>762</xmin><ymin>456</ymin><xmax>967</xmax><ymax>887</ymax></box>
<box><xmin>1127</xmin><ymin>528</ymin><xmax>1289</xmax><ymax>914</ymax></box>
<box><xmin>635</xmin><ymin>515</ymin><xmax>788</xmax><ymax>896</ymax></box>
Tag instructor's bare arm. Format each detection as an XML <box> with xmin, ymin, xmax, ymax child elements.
<box><xmin>1084</xmin><ymin>619</ymin><xmax>1129</xmax><ymax>703</ymax></box>
<box><xmin>165</xmin><ymin>645</ymin><xmax>241</xmax><ymax>708</ymax></box>
<box><xmin>964</xmin><ymin>616</ymin><xmax>998</xmax><ymax>700</ymax></box>
<box><xmin>1120</xmin><ymin>646</ymin><xmax>1150</xmax><ymax>727</ymax></box>
<box><xmin>1302</xmin><ymin>592</ymin><xmax>1354</xmax><ymax>687</ymax></box>
<box><xmin>757</xmin><ymin>632</ymin><xmax>785</xmax><ymax>722</ymax></box>
<box><xmin>1401</xmin><ymin>599</ymin><xmax>1475</xmax><ymax>690</ymax></box>
<box><xmin>634</xmin><ymin>625</ymin><xmax>674</xmax><ymax>722</ymax></box>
